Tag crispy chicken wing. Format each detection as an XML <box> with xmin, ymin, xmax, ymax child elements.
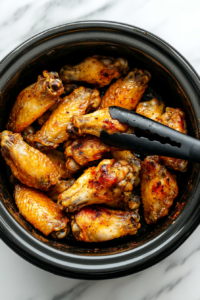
<box><xmin>6</xmin><ymin>71</ymin><xmax>64</xmax><ymax>133</ymax></box>
<box><xmin>112</xmin><ymin>150</ymin><xmax>141</xmax><ymax>187</ymax></box>
<box><xmin>65</xmin><ymin>135</ymin><xmax>118</xmax><ymax>173</ymax></box>
<box><xmin>71</xmin><ymin>205</ymin><xmax>140</xmax><ymax>242</ymax></box>
<box><xmin>159</xmin><ymin>107</ymin><xmax>188</xmax><ymax>172</ymax></box>
<box><xmin>136</xmin><ymin>98</ymin><xmax>165</xmax><ymax>121</ymax></box>
<box><xmin>60</xmin><ymin>56</ymin><xmax>129</xmax><ymax>87</ymax></box>
<box><xmin>45</xmin><ymin>150</ymin><xmax>73</xmax><ymax>179</ymax></box>
<box><xmin>58</xmin><ymin>159</ymin><xmax>135</xmax><ymax>212</ymax></box>
<box><xmin>69</xmin><ymin>108</ymin><xmax>129</xmax><ymax>138</ymax></box>
<box><xmin>105</xmin><ymin>190</ymin><xmax>141</xmax><ymax>210</ymax></box>
<box><xmin>99</xmin><ymin>69</ymin><xmax>151</xmax><ymax>110</ymax></box>
<box><xmin>47</xmin><ymin>179</ymin><xmax>76</xmax><ymax>201</ymax></box>
<box><xmin>27</xmin><ymin>87</ymin><xmax>101</xmax><ymax>148</ymax></box>
<box><xmin>14</xmin><ymin>184</ymin><xmax>70</xmax><ymax>238</ymax></box>
<box><xmin>1</xmin><ymin>131</ymin><xmax>59</xmax><ymax>191</ymax></box>
<box><xmin>141</xmin><ymin>156</ymin><xmax>178</xmax><ymax>224</ymax></box>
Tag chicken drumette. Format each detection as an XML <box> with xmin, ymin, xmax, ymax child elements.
<box><xmin>99</xmin><ymin>69</ymin><xmax>151</xmax><ymax>110</ymax></box>
<box><xmin>45</xmin><ymin>150</ymin><xmax>73</xmax><ymax>179</ymax></box>
<box><xmin>27</xmin><ymin>87</ymin><xmax>101</xmax><ymax>148</ymax></box>
<box><xmin>46</xmin><ymin>179</ymin><xmax>76</xmax><ymax>201</ymax></box>
<box><xmin>136</xmin><ymin>98</ymin><xmax>165</xmax><ymax>121</ymax></box>
<box><xmin>14</xmin><ymin>184</ymin><xmax>70</xmax><ymax>238</ymax></box>
<box><xmin>1</xmin><ymin>131</ymin><xmax>59</xmax><ymax>191</ymax></box>
<box><xmin>141</xmin><ymin>156</ymin><xmax>178</xmax><ymax>224</ymax></box>
<box><xmin>65</xmin><ymin>135</ymin><xmax>118</xmax><ymax>173</ymax></box>
<box><xmin>105</xmin><ymin>190</ymin><xmax>141</xmax><ymax>211</ymax></box>
<box><xmin>58</xmin><ymin>159</ymin><xmax>135</xmax><ymax>212</ymax></box>
<box><xmin>60</xmin><ymin>56</ymin><xmax>129</xmax><ymax>87</ymax></box>
<box><xmin>68</xmin><ymin>108</ymin><xmax>129</xmax><ymax>138</ymax></box>
<box><xmin>6</xmin><ymin>71</ymin><xmax>64</xmax><ymax>133</ymax></box>
<box><xmin>71</xmin><ymin>205</ymin><xmax>141</xmax><ymax>242</ymax></box>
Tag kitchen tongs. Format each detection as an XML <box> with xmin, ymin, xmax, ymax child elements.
<box><xmin>100</xmin><ymin>106</ymin><xmax>200</xmax><ymax>163</ymax></box>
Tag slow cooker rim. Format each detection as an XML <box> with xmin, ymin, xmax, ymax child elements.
<box><xmin>1</xmin><ymin>20</ymin><xmax>200</xmax><ymax>280</ymax></box>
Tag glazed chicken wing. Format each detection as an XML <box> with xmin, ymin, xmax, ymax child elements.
<box><xmin>141</xmin><ymin>156</ymin><xmax>178</xmax><ymax>224</ymax></box>
<box><xmin>1</xmin><ymin>131</ymin><xmax>59</xmax><ymax>191</ymax></box>
<box><xmin>58</xmin><ymin>159</ymin><xmax>135</xmax><ymax>212</ymax></box>
<box><xmin>27</xmin><ymin>87</ymin><xmax>101</xmax><ymax>148</ymax></box>
<box><xmin>65</xmin><ymin>135</ymin><xmax>118</xmax><ymax>173</ymax></box>
<box><xmin>112</xmin><ymin>150</ymin><xmax>141</xmax><ymax>187</ymax></box>
<box><xmin>60</xmin><ymin>56</ymin><xmax>129</xmax><ymax>87</ymax></box>
<box><xmin>99</xmin><ymin>69</ymin><xmax>151</xmax><ymax>110</ymax></box>
<box><xmin>136</xmin><ymin>98</ymin><xmax>165</xmax><ymax>121</ymax></box>
<box><xmin>105</xmin><ymin>190</ymin><xmax>141</xmax><ymax>211</ymax></box>
<box><xmin>159</xmin><ymin>107</ymin><xmax>188</xmax><ymax>172</ymax></box>
<box><xmin>14</xmin><ymin>184</ymin><xmax>70</xmax><ymax>238</ymax></box>
<box><xmin>47</xmin><ymin>179</ymin><xmax>76</xmax><ymax>201</ymax></box>
<box><xmin>69</xmin><ymin>108</ymin><xmax>129</xmax><ymax>138</ymax></box>
<box><xmin>71</xmin><ymin>205</ymin><xmax>141</xmax><ymax>242</ymax></box>
<box><xmin>45</xmin><ymin>150</ymin><xmax>73</xmax><ymax>179</ymax></box>
<box><xmin>6</xmin><ymin>71</ymin><xmax>64</xmax><ymax>133</ymax></box>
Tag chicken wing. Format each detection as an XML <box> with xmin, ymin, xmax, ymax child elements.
<box><xmin>136</xmin><ymin>98</ymin><xmax>165</xmax><ymax>121</ymax></box>
<box><xmin>141</xmin><ymin>156</ymin><xmax>178</xmax><ymax>224</ymax></box>
<box><xmin>45</xmin><ymin>150</ymin><xmax>73</xmax><ymax>179</ymax></box>
<box><xmin>27</xmin><ymin>87</ymin><xmax>101</xmax><ymax>148</ymax></box>
<box><xmin>99</xmin><ymin>69</ymin><xmax>151</xmax><ymax>110</ymax></box>
<box><xmin>68</xmin><ymin>108</ymin><xmax>129</xmax><ymax>138</ymax></box>
<box><xmin>105</xmin><ymin>190</ymin><xmax>141</xmax><ymax>210</ymax></box>
<box><xmin>159</xmin><ymin>107</ymin><xmax>188</xmax><ymax>172</ymax></box>
<box><xmin>58</xmin><ymin>159</ymin><xmax>135</xmax><ymax>212</ymax></box>
<box><xmin>1</xmin><ymin>131</ymin><xmax>59</xmax><ymax>191</ymax></box>
<box><xmin>112</xmin><ymin>150</ymin><xmax>141</xmax><ymax>187</ymax></box>
<box><xmin>6</xmin><ymin>71</ymin><xmax>64</xmax><ymax>133</ymax></box>
<box><xmin>46</xmin><ymin>179</ymin><xmax>76</xmax><ymax>201</ymax></box>
<box><xmin>71</xmin><ymin>205</ymin><xmax>140</xmax><ymax>242</ymax></box>
<box><xmin>65</xmin><ymin>135</ymin><xmax>118</xmax><ymax>173</ymax></box>
<box><xmin>60</xmin><ymin>56</ymin><xmax>129</xmax><ymax>87</ymax></box>
<box><xmin>14</xmin><ymin>184</ymin><xmax>70</xmax><ymax>238</ymax></box>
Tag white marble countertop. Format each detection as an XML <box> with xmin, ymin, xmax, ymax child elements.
<box><xmin>1</xmin><ymin>0</ymin><xmax>200</xmax><ymax>299</ymax></box>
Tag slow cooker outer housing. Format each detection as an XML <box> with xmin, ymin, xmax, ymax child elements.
<box><xmin>0</xmin><ymin>21</ymin><xmax>200</xmax><ymax>279</ymax></box>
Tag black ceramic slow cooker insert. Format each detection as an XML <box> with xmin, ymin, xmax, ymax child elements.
<box><xmin>0</xmin><ymin>21</ymin><xmax>200</xmax><ymax>280</ymax></box>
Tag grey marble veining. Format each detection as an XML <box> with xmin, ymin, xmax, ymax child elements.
<box><xmin>1</xmin><ymin>0</ymin><xmax>200</xmax><ymax>299</ymax></box>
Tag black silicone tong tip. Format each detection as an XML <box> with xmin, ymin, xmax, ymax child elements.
<box><xmin>100</xmin><ymin>106</ymin><xmax>200</xmax><ymax>163</ymax></box>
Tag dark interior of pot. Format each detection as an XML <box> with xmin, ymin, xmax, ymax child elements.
<box><xmin>0</xmin><ymin>42</ymin><xmax>199</xmax><ymax>255</ymax></box>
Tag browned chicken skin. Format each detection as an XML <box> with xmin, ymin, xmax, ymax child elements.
<box><xmin>69</xmin><ymin>108</ymin><xmax>129</xmax><ymax>138</ymax></box>
<box><xmin>47</xmin><ymin>179</ymin><xmax>76</xmax><ymax>201</ymax></box>
<box><xmin>27</xmin><ymin>87</ymin><xmax>101</xmax><ymax>148</ymax></box>
<box><xmin>112</xmin><ymin>150</ymin><xmax>141</xmax><ymax>187</ymax></box>
<box><xmin>1</xmin><ymin>131</ymin><xmax>59</xmax><ymax>191</ymax></box>
<box><xmin>14</xmin><ymin>184</ymin><xmax>70</xmax><ymax>238</ymax></box>
<box><xmin>6</xmin><ymin>71</ymin><xmax>64</xmax><ymax>133</ymax></box>
<box><xmin>71</xmin><ymin>205</ymin><xmax>141</xmax><ymax>242</ymax></box>
<box><xmin>159</xmin><ymin>107</ymin><xmax>188</xmax><ymax>172</ymax></box>
<box><xmin>65</xmin><ymin>135</ymin><xmax>118</xmax><ymax>173</ymax></box>
<box><xmin>58</xmin><ymin>159</ymin><xmax>135</xmax><ymax>212</ymax></box>
<box><xmin>141</xmin><ymin>156</ymin><xmax>178</xmax><ymax>224</ymax></box>
<box><xmin>105</xmin><ymin>190</ymin><xmax>141</xmax><ymax>211</ymax></box>
<box><xmin>99</xmin><ymin>69</ymin><xmax>151</xmax><ymax>110</ymax></box>
<box><xmin>45</xmin><ymin>150</ymin><xmax>73</xmax><ymax>179</ymax></box>
<box><xmin>60</xmin><ymin>56</ymin><xmax>129</xmax><ymax>87</ymax></box>
<box><xmin>136</xmin><ymin>98</ymin><xmax>165</xmax><ymax>121</ymax></box>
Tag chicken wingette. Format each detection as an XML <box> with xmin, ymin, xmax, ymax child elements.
<box><xmin>65</xmin><ymin>135</ymin><xmax>118</xmax><ymax>173</ymax></box>
<box><xmin>27</xmin><ymin>87</ymin><xmax>101</xmax><ymax>148</ymax></box>
<box><xmin>58</xmin><ymin>159</ymin><xmax>135</xmax><ymax>213</ymax></box>
<box><xmin>105</xmin><ymin>190</ymin><xmax>141</xmax><ymax>210</ymax></box>
<box><xmin>141</xmin><ymin>156</ymin><xmax>178</xmax><ymax>224</ymax></box>
<box><xmin>1</xmin><ymin>131</ymin><xmax>59</xmax><ymax>191</ymax></box>
<box><xmin>6</xmin><ymin>71</ymin><xmax>64</xmax><ymax>133</ymax></box>
<box><xmin>136</xmin><ymin>98</ymin><xmax>165</xmax><ymax>121</ymax></box>
<box><xmin>45</xmin><ymin>150</ymin><xmax>73</xmax><ymax>179</ymax></box>
<box><xmin>71</xmin><ymin>205</ymin><xmax>141</xmax><ymax>242</ymax></box>
<box><xmin>60</xmin><ymin>56</ymin><xmax>129</xmax><ymax>87</ymax></box>
<box><xmin>68</xmin><ymin>108</ymin><xmax>129</xmax><ymax>138</ymax></box>
<box><xmin>14</xmin><ymin>184</ymin><xmax>70</xmax><ymax>238</ymax></box>
<box><xmin>99</xmin><ymin>69</ymin><xmax>151</xmax><ymax>110</ymax></box>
